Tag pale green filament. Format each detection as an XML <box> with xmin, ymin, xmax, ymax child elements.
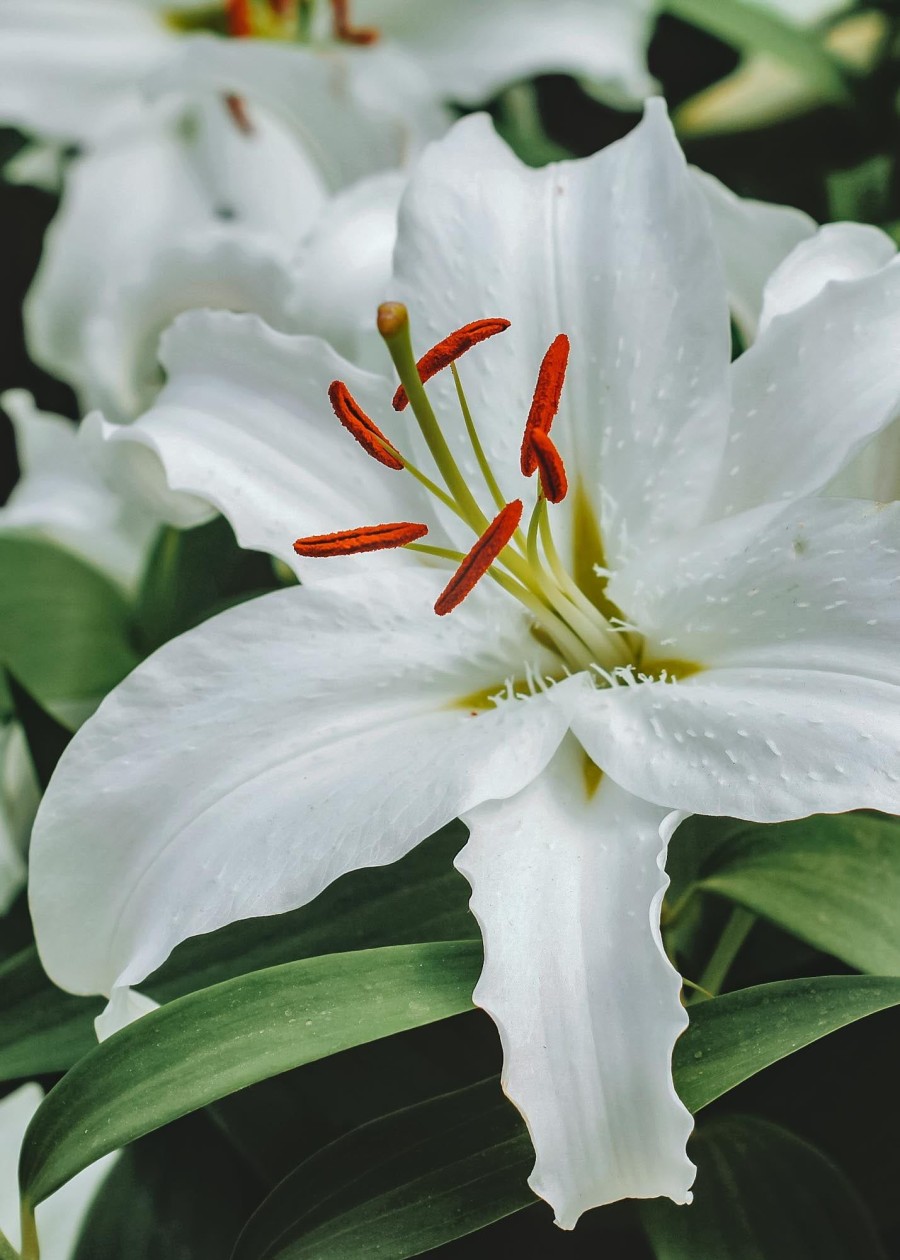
<box><xmin>408</xmin><ymin>543</ymin><xmax>593</xmax><ymax>672</ymax></box>
<box><xmin>381</xmin><ymin>314</ymin><xmax>491</xmax><ymax>536</ymax></box>
<box><xmin>378</xmin><ymin>305</ymin><xmax>632</xmax><ymax>673</ymax></box>
<box><xmin>450</xmin><ymin>363</ymin><xmax>509</xmax><ymax>517</ymax></box>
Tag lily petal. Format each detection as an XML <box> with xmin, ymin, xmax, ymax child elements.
<box><xmin>151</xmin><ymin>35</ymin><xmax>448</xmax><ymax>191</ymax></box>
<box><xmin>571</xmin><ymin>668</ymin><xmax>900</xmax><ymax>821</ymax></box>
<box><xmin>0</xmin><ymin>390</ymin><xmax>157</xmax><ymax>590</ymax></box>
<box><xmin>350</xmin><ymin>0</ymin><xmax>657</xmax><ymax>106</ymax></box>
<box><xmin>457</xmin><ymin>741</ymin><xmax>693</xmax><ymax>1227</ymax></box>
<box><xmin>758</xmin><ymin>221</ymin><xmax>896</xmax><ymax>334</ymax></box>
<box><xmin>87</xmin><ymin>311</ymin><xmax>424</xmax><ymax>569</ymax></box>
<box><xmin>393</xmin><ymin>102</ymin><xmax>731</xmax><ymax>566</ymax></box>
<box><xmin>284</xmin><ymin>171</ymin><xmax>405</xmax><ymax>373</ymax></box>
<box><xmin>0</xmin><ymin>0</ymin><xmax>171</xmax><ymax>145</ymax></box>
<box><xmin>705</xmin><ymin>253</ymin><xmax>900</xmax><ymax>517</ymax></box>
<box><xmin>611</xmin><ymin>498</ymin><xmax>900</xmax><ymax>686</ymax></box>
<box><xmin>29</xmin><ymin>571</ymin><xmax>571</xmax><ymax>1002</ymax></box>
<box><xmin>26</xmin><ymin>96</ymin><xmax>325</xmax><ymax>415</ymax></box>
<box><xmin>693</xmin><ymin>168</ymin><xmax>814</xmax><ymax>342</ymax></box>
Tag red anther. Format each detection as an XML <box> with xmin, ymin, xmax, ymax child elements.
<box><xmin>329</xmin><ymin>381</ymin><xmax>403</xmax><ymax>471</ymax></box>
<box><xmin>434</xmin><ymin>500</ymin><xmax>523</xmax><ymax>616</ymax></box>
<box><xmin>224</xmin><ymin>93</ymin><xmax>254</xmax><ymax>135</ymax></box>
<box><xmin>529</xmin><ymin>427</ymin><xmax>568</xmax><ymax>504</ymax></box>
<box><xmin>392</xmin><ymin>318</ymin><xmax>511</xmax><ymax>412</ymax></box>
<box><xmin>520</xmin><ymin>334</ymin><xmax>570</xmax><ymax>476</ymax></box>
<box><xmin>226</xmin><ymin>0</ymin><xmax>253</xmax><ymax>36</ymax></box>
<box><xmin>294</xmin><ymin>521</ymin><xmax>428</xmax><ymax>557</ymax></box>
<box><xmin>330</xmin><ymin>0</ymin><xmax>379</xmax><ymax>43</ymax></box>
<box><xmin>269</xmin><ymin>0</ymin><xmax>291</xmax><ymax>13</ymax></box>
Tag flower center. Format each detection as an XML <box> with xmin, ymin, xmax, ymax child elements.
<box><xmin>296</xmin><ymin>301</ymin><xmax>687</xmax><ymax>683</ymax></box>
<box><xmin>166</xmin><ymin>1</ymin><xmax>377</xmax><ymax>43</ymax></box>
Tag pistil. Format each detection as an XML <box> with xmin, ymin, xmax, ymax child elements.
<box><xmin>378</xmin><ymin>304</ymin><xmax>491</xmax><ymax>536</ymax></box>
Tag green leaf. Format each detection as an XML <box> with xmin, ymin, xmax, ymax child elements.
<box><xmin>827</xmin><ymin>154</ymin><xmax>892</xmax><ymax>225</ymax></box>
<box><xmin>641</xmin><ymin>1114</ymin><xmax>886</xmax><ymax>1258</ymax></box>
<box><xmin>3</xmin><ymin>670</ymin><xmax>71</xmax><ymax>790</ymax></box>
<box><xmin>19</xmin><ymin>942</ymin><xmax>481</xmax><ymax>1210</ymax></box>
<box><xmin>72</xmin><ymin>1113</ymin><xmax>262</xmax><ymax>1260</ymax></box>
<box><xmin>231</xmin><ymin>1078</ymin><xmax>533</xmax><ymax>1260</ymax></box>
<box><xmin>0</xmin><ymin>827</ymin><xmax>475</xmax><ymax>1085</ymax></box>
<box><xmin>148</xmin><ymin>822</ymin><xmax>475</xmax><ymax>1002</ymax></box>
<box><xmin>664</xmin><ymin>0</ymin><xmax>851</xmax><ymax>105</ymax></box>
<box><xmin>695</xmin><ymin>814</ymin><xmax>900</xmax><ymax>975</ymax></box>
<box><xmin>0</xmin><ymin>948</ymin><xmax>102</xmax><ymax>1081</ymax></box>
<box><xmin>675</xmin><ymin>974</ymin><xmax>900</xmax><ymax>1113</ymax></box>
<box><xmin>228</xmin><ymin>976</ymin><xmax>900</xmax><ymax>1259</ymax></box>
<box><xmin>135</xmin><ymin>517</ymin><xmax>280</xmax><ymax>654</ymax></box>
<box><xmin>0</xmin><ymin>537</ymin><xmax>138</xmax><ymax>722</ymax></box>
<box><xmin>0</xmin><ymin>1229</ymin><xmax>17</xmax><ymax>1260</ymax></box>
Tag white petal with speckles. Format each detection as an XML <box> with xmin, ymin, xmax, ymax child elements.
<box><xmin>611</xmin><ymin>498</ymin><xmax>900</xmax><ymax>685</ymax></box>
<box><xmin>458</xmin><ymin>744</ymin><xmax>694</xmax><ymax>1227</ymax></box>
<box><xmin>572</xmin><ymin>668</ymin><xmax>900</xmax><ymax>821</ymax></box>
<box><xmin>29</xmin><ymin>571</ymin><xmax>571</xmax><ymax>1013</ymax></box>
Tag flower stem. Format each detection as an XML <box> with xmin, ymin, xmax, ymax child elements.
<box><xmin>695</xmin><ymin>906</ymin><xmax>756</xmax><ymax>998</ymax></box>
<box><xmin>19</xmin><ymin>1202</ymin><xmax>39</xmax><ymax>1260</ymax></box>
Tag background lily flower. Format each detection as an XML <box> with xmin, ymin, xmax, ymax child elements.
<box><xmin>28</xmin><ymin>103</ymin><xmax>900</xmax><ymax>1226</ymax></box>
<box><xmin>0</xmin><ymin>1084</ymin><xmax>115</xmax><ymax>1259</ymax></box>
<box><xmin>0</xmin><ymin>391</ymin><xmax>157</xmax><ymax>589</ymax></box>
<box><xmin>0</xmin><ymin>389</ymin><xmax>157</xmax><ymax>915</ymax></box>
<box><xmin>23</xmin><ymin>89</ymin><xmax>405</xmax><ymax>421</ymax></box>
<box><xmin>0</xmin><ymin>0</ymin><xmax>654</xmax><ymax>159</ymax></box>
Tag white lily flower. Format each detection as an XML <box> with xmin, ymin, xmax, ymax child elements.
<box><xmin>29</xmin><ymin>103</ymin><xmax>900</xmax><ymax>1225</ymax></box>
<box><xmin>0</xmin><ymin>390</ymin><xmax>157</xmax><ymax>911</ymax></box>
<box><xmin>0</xmin><ymin>0</ymin><xmax>653</xmax><ymax>157</ymax></box>
<box><xmin>0</xmin><ymin>1084</ymin><xmax>115</xmax><ymax>1259</ymax></box>
<box><xmin>25</xmin><ymin>90</ymin><xmax>404</xmax><ymax>420</ymax></box>
<box><xmin>0</xmin><ymin>391</ymin><xmax>157</xmax><ymax>591</ymax></box>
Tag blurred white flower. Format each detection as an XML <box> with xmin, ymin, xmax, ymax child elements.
<box><xmin>29</xmin><ymin>104</ymin><xmax>900</xmax><ymax>1227</ymax></box>
<box><xmin>0</xmin><ymin>0</ymin><xmax>654</xmax><ymax>159</ymax></box>
<box><xmin>0</xmin><ymin>390</ymin><xmax>158</xmax><ymax>911</ymax></box>
<box><xmin>0</xmin><ymin>1084</ymin><xmax>115</xmax><ymax>1260</ymax></box>
<box><xmin>0</xmin><ymin>391</ymin><xmax>157</xmax><ymax>589</ymax></box>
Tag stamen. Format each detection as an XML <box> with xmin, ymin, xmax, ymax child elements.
<box><xmin>329</xmin><ymin>381</ymin><xmax>403</xmax><ymax>470</ymax></box>
<box><xmin>294</xmin><ymin>521</ymin><xmax>427</xmax><ymax>557</ymax></box>
<box><xmin>392</xmin><ymin>319</ymin><xmax>511</xmax><ymax>412</ymax></box>
<box><xmin>529</xmin><ymin>428</ymin><xmax>568</xmax><ymax>504</ymax></box>
<box><xmin>520</xmin><ymin>334</ymin><xmax>570</xmax><ymax>476</ymax></box>
<box><xmin>434</xmin><ymin>500</ymin><xmax>523</xmax><ymax>616</ymax></box>
<box><xmin>330</xmin><ymin>0</ymin><xmax>379</xmax><ymax>43</ymax></box>
<box><xmin>379</xmin><ymin>302</ymin><xmax>490</xmax><ymax>535</ymax></box>
<box><xmin>226</xmin><ymin>0</ymin><xmax>253</xmax><ymax>36</ymax></box>
<box><xmin>224</xmin><ymin>93</ymin><xmax>254</xmax><ymax>135</ymax></box>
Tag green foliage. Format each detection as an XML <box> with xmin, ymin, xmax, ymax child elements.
<box><xmin>0</xmin><ymin>948</ymin><xmax>101</xmax><ymax>1080</ymax></box>
<box><xmin>641</xmin><ymin>1115</ymin><xmax>886</xmax><ymax>1259</ymax></box>
<box><xmin>0</xmin><ymin>536</ymin><xmax>138</xmax><ymax>722</ymax></box>
<box><xmin>231</xmin><ymin>1079</ymin><xmax>532</xmax><ymax>1260</ymax></box>
<box><xmin>673</xmin><ymin>813</ymin><xmax>900</xmax><ymax>976</ymax></box>
<box><xmin>3</xmin><ymin>670</ymin><xmax>71</xmax><ymax>789</ymax></box>
<box><xmin>19</xmin><ymin>942</ymin><xmax>482</xmax><ymax>1209</ymax></box>
<box><xmin>664</xmin><ymin>0</ymin><xmax>851</xmax><ymax>106</ymax></box>
<box><xmin>134</xmin><ymin>517</ymin><xmax>281</xmax><ymax>655</ymax></box>
<box><xmin>674</xmin><ymin>975</ymin><xmax>900</xmax><ymax>1113</ymax></box>
<box><xmin>72</xmin><ymin>1114</ymin><xmax>262</xmax><ymax>1260</ymax></box>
